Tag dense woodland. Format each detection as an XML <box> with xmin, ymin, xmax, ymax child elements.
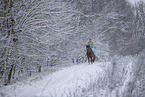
<box><xmin>0</xmin><ymin>1</ymin><xmax>145</xmax><ymax>96</ymax></box>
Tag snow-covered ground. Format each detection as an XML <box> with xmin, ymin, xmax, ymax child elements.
<box><xmin>0</xmin><ymin>62</ymin><xmax>110</xmax><ymax>97</ymax></box>
<box><xmin>0</xmin><ymin>52</ymin><xmax>145</xmax><ymax>97</ymax></box>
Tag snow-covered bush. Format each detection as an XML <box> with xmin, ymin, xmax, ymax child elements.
<box><xmin>67</xmin><ymin>49</ymin><xmax>144</xmax><ymax>97</ymax></box>
<box><xmin>110</xmin><ymin>49</ymin><xmax>145</xmax><ymax>97</ymax></box>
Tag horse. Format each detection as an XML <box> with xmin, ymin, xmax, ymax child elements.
<box><xmin>86</xmin><ymin>45</ymin><xmax>95</xmax><ymax>63</ymax></box>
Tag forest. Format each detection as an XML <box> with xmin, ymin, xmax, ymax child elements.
<box><xmin>0</xmin><ymin>0</ymin><xmax>145</xmax><ymax>97</ymax></box>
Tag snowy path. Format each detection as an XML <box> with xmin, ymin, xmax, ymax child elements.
<box><xmin>1</xmin><ymin>62</ymin><xmax>110</xmax><ymax>97</ymax></box>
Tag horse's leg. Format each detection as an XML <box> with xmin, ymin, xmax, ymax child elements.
<box><xmin>91</xmin><ymin>57</ymin><xmax>93</xmax><ymax>64</ymax></box>
<box><xmin>93</xmin><ymin>55</ymin><xmax>95</xmax><ymax>62</ymax></box>
<box><xmin>88</xmin><ymin>57</ymin><xmax>90</xmax><ymax>63</ymax></box>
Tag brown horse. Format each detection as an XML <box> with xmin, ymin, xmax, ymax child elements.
<box><xmin>86</xmin><ymin>45</ymin><xmax>95</xmax><ymax>63</ymax></box>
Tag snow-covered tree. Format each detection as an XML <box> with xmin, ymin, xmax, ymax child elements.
<box><xmin>0</xmin><ymin>0</ymin><xmax>17</xmax><ymax>85</ymax></box>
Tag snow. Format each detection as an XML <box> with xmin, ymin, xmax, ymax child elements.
<box><xmin>0</xmin><ymin>0</ymin><xmax>145</xmax><ymax>97</ymax></box>
<box><xmin>0</xmin><ymin>62</ymin><xmax>110</xmax><ymax>97</ymax></box>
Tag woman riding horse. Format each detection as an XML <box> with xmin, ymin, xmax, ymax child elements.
<box><xmin>88</xmin><ymin>39</ymin><xmax>97</xmax><ymax>56</ymax></box>
<box><xmin>86</xmin><ymin>39</ymin><xmax>97</xmax><ymax>63</ymax></box>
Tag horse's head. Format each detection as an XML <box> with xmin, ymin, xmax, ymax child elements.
<box><xmin>86</xmin><ymin>45</ymin><xmax>90</xmax><ymax>49</ymax></box>
<box><xmin>86</xmin><ymin>45</ymin><xmax>92</xmax><ymax>53</ymax></box>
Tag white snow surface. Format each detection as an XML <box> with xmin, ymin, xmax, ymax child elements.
<box><xmin>0</xmin><ymin>62</ymin><xmax>110</xmax><ymax>97</ymax></box>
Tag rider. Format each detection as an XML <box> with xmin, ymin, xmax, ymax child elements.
<box><xmin>88</xmin><ymin>39</ymin><xmax>94</xmax><ymax>48</ymax></box>
<box><xmin>88</xmin><ymin>39</ymin><xmax>97</xmax><ymax>56</ymax></box>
